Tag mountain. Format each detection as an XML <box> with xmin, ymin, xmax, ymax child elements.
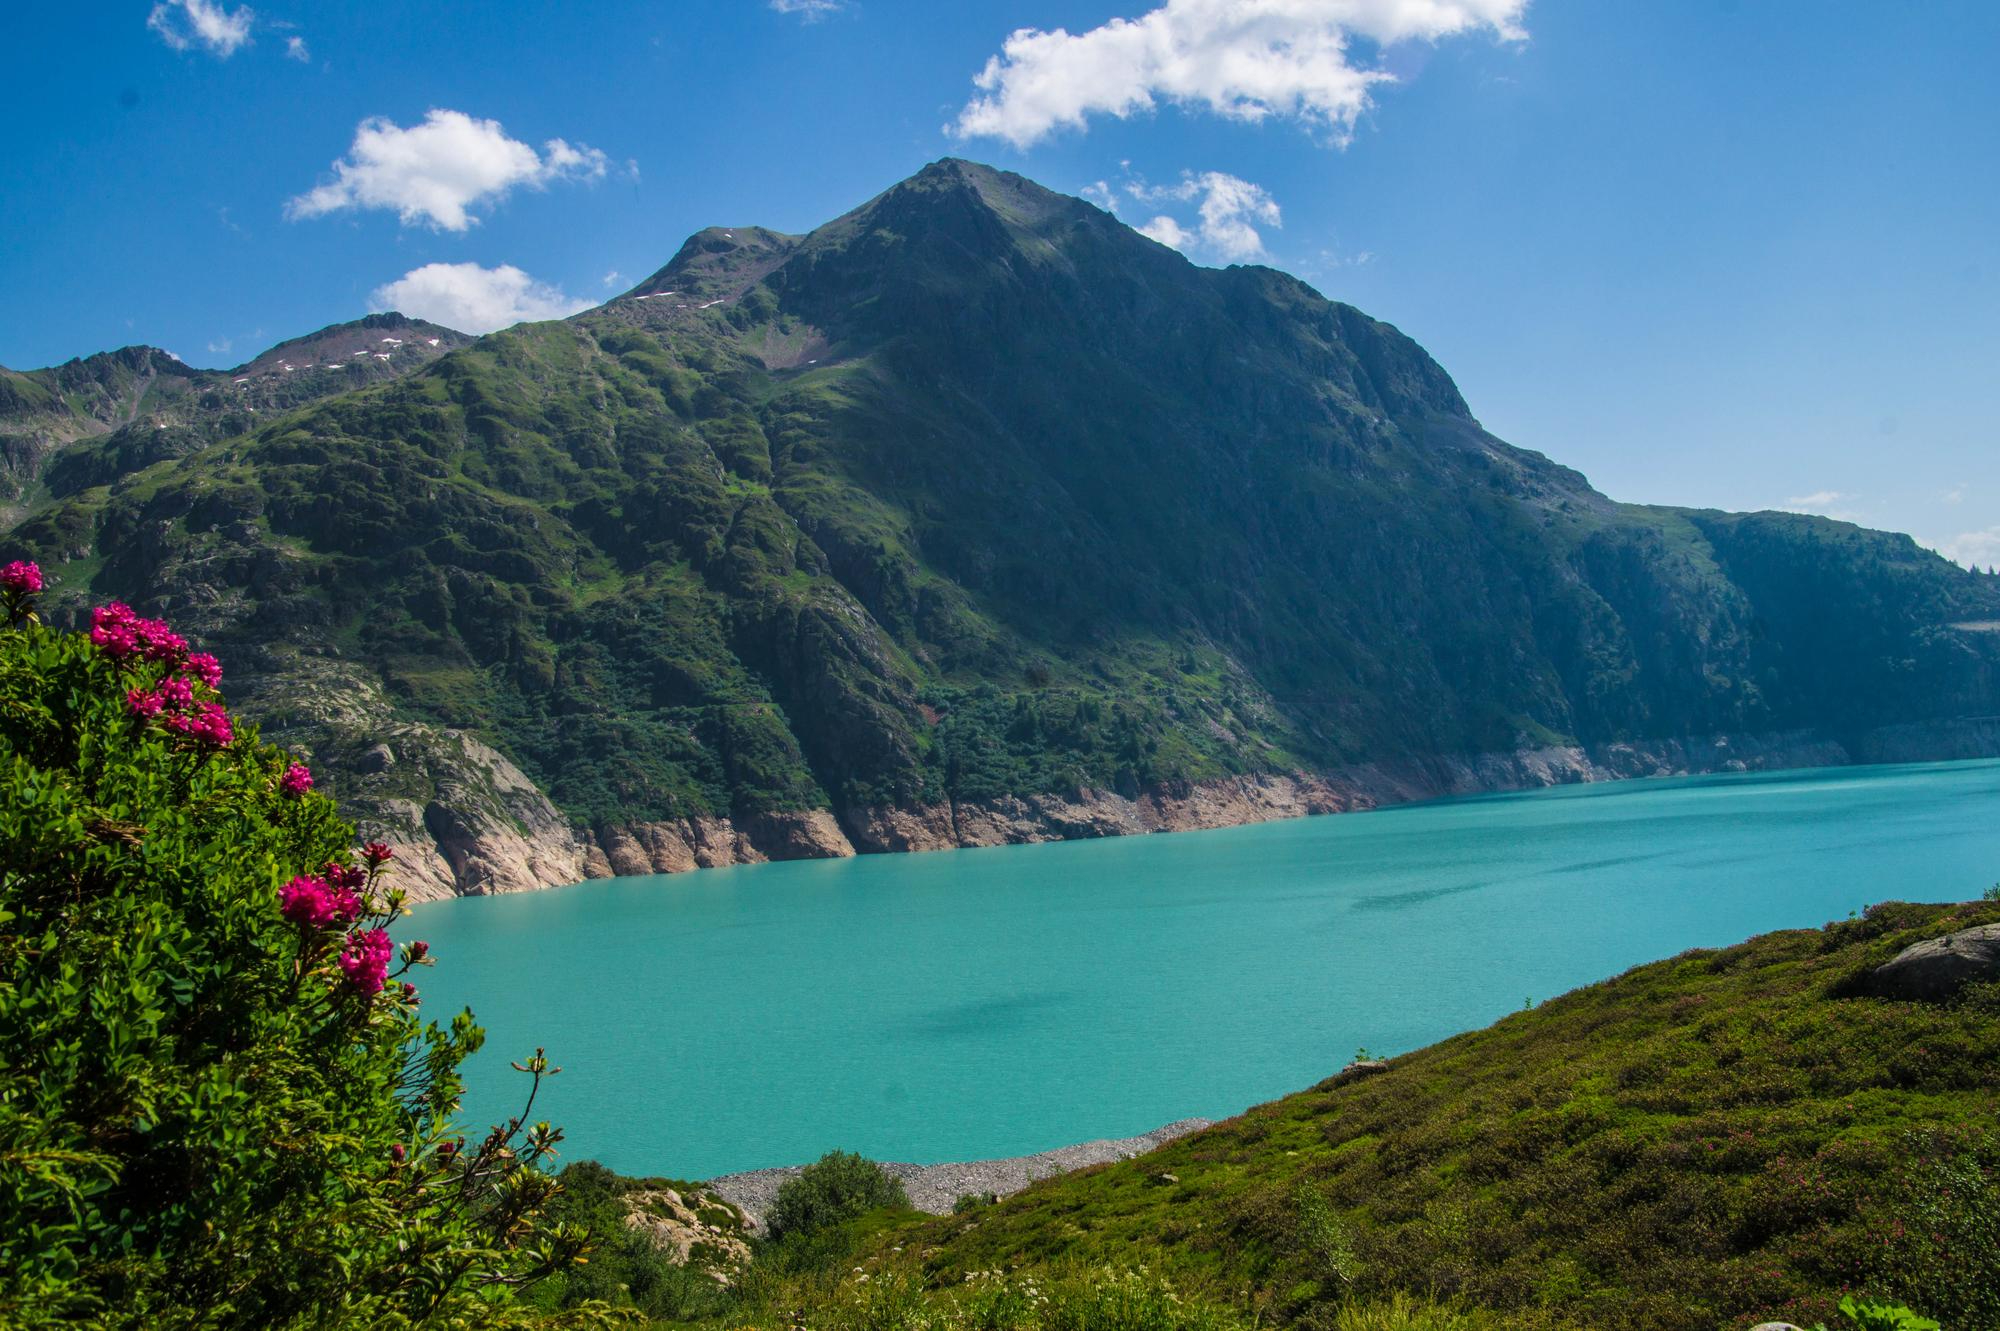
<box><xmin>5</xmin><ymin>160</ymin><xmax>1998</xmax><ymax>898</ymax></box>
<box><xmin>0</xmin><ymin>313</ymin><xmax>470</xmax><ymax>519</ymax></box>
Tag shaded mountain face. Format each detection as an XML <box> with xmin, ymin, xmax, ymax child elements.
<box><xmin>5</xmin><ymin>160</ymin><xmax>1998</xmax><ymax>891</ymax></box>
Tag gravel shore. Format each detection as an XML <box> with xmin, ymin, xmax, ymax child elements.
<box><xmin>707</xmin><ymin>1118</ymin><xmax>1212</xmax><ymax>1230</ymax></box>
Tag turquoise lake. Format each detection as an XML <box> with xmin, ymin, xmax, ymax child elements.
<box><xmin>411</xmin><ymin>759</ymin><xmax>2000</xmax><ymax>1180</ymax></box>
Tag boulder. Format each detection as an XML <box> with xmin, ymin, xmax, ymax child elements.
<box><xmin>1334</xmin><ymin>1059</ymin><xmax>1390</xmax><ymax>1083</ymax></box>
<box><xmin>1863</xmin><ymin>923</ymin><xmax>2000</xmax><ymax>1001</ymax></box>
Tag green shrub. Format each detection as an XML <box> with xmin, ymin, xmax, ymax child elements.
<box><xmin>0</xmin><ymin>576</ymin><xmax>598</xmax><ymax>1328</ymax></box>
<box><xmin>1818</xmin><ymin>1296</ymin><xmax>1941</xmax><ymax>1331</ymax></box>
<box><xmin>764</xmin><ymin>1151</ymin><xmax>911</xmax><ymax>1242</ymax></box>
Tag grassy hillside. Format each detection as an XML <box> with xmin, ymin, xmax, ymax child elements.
<box><xmin>3</xmin><ymin>161</ymin><xmax>1997</xmax><ymax>869</ymax></box>
<box><xmin>871</xmin><ymin>898</ymin><xmax>2000</xmax><ymax>1331</ymax></box>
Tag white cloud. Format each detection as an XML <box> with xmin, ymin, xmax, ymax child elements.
<box><xmin>1129</xmin><ymin>170</ymin><xmax>1281</xmax><ymax>259</ymax></box>
<box><xmin>770</xmin><ymin>0</ymin><xmax>842</xmax><ymax>18</ymax></box>
<box><xmin>206</xmin><ymin>337</ymin><xmax>232</xmax><ymax>355</ymax></box>
<box><xmin>1943</xmin><ymin>483</ymin><xmax>1966</xmax><ymax>505</ymax></box>
<box><xmin>285</xmin><ymin>35</ymin><xmax>310</xmax><ymax>62</ymax></box>
<box><xmin>602</xmin><ymin>269</ymin><xmax>624</xmax><ymax>288</ymax></box>
<box><xmin>148</xmin><ymin>0</ymin><xmax>254</xmax><ymax>57</ymax></box>
<box><xmin>953</xmin><ymin>0</ymin><xmax>1528</xmax><ymax>148</ymax></box>
<box><xmin>1780</xmin><ymin>490</ymin><xmax>1861</xmax><ymax>522</ymax></box>
<box><xmin>369</xmin><ymin>262</ymin><xmax>593</xmax><ymax>334</ymax></box>
<box><xmin>1137</xmin><ymin>216</ymin><xmax>1192</xmax><ymax>249</ymax></box>
<box><xmin>1081</xmin><ymin>180</ymin><xmax>1121</xmax><ymax>213</ymax></box>
<box><xmin>1930</xmin><ymin>528</ymin><xmax>2000</xmax><ymax>571</ymax></box>
<box><xmin>287</xmin><ymin>109</ymin><xmax>611</xmax><ymax>232</ymax></box>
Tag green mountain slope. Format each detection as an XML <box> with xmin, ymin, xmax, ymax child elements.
<box><xmin>0</xmin><ymin>313</ymin><xmax>470</xmax><ymax>516</ymax></box>
<box><xmin>4</xmin><ymin>161</ymin><xmax>1997</xmax><ymax>895</ymax></box>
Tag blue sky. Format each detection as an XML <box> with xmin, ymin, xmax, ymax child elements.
<box><xmin>3</xmin><ymin>1</ymin><xmax>1997</xmax><ymax>564</ymax></box>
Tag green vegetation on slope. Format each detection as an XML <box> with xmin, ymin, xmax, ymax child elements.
<box><xmin>879</xmin><ymin>899</ymin><xmax>2000</xmax><ymax>1331</ymax></box>
<box><xmin>4</xmin><ymin>161</ymin><xmax>1997</xmax><ymax>846</ymax></box>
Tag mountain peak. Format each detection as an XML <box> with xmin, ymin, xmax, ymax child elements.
<box><xmin>231</xmin><ymin>313</ymin><xmax>470</xmax><ymax>377</ymax></box>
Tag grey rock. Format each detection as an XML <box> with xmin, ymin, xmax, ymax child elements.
<box><xmin>1749</xmin><ymin>1324</ymin><xmax>1807</xmax><ymax>1331</ymax></box>
<box><xmin>1335</xmin><ymin>1059</ymin><xmax>1390</xmax><ymax>1083</ymax></box>
<box><xmin>1864</xmin><ymin>923</ymin><xmax>2000</xmax><ymax>1001</ymax></box>
<box><xmin>355</xmin><ymin>742</ymin><xmax>395</xmax><ymax>774</ymax></box>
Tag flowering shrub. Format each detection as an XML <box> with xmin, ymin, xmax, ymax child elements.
<box><xmin>0</xmin><ymin>570</ymin><xmax>608</xmax><ymax>1329</ymax></box>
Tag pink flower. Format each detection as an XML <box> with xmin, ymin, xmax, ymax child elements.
<box><xmin>90</xmin><ymin>603</ymin><xmax>140</xmax><ymax>659</ymax></box>
<box><xmin>88</xmin><ymin>602</ymin><xmax>189</xmax><ymax>666</ymax></box>
<box><xmin>279</xmin><ymin>763</ymin><xmax>314</xmax><ymax>797</ymax></box>
<box><xmin>127</xmin><ymin>688</ymin><xmax>165</xmax><ymax>719</ymax></box>
<box><xmin>361</xmin><ymin>841</ymin><xmax>395</xmax><ymax>866</ymax></box>
<box><xmin>157</xmin><ymin>676</ymin><xmax>194</xmax><ymax>710</ymax></box>
<box><xmin>184</xmin><ymin>652</ymin><xmax>223</xmax><ymax>688</ymax></box>
<box><xmin>277</xmin><ymin>875</ymin><xmax>359</xmax><ymax>929</ymax></box>
<box><xmin>1</xmin><ymin>561</ymin><xmax>43</xmax><ymax>597</ymax></box>
<box><xmin>389</xmin><ymin>1143</ymin><xmax>407</xmax><ymax>1165</ymax></box>
<box><xmin>163</xmin><ymin>702</ymin><xmax>233</xmax><ymax>748</ymax></box>
<box><xmin>135</xmin><ymin>619</ymin><xmax>188</xmax><ymax>664</ymax></box>
<box><xmin>402</xmin><ymin>983</ymin><xmax>420</xmax><ymax>1005</ymax></box>
<box><xmin>407</xmin><ymin>939</ymin><xmax>429</xmax><ymax>962</ymax></box>
<box><xmin>338</xmin><ymin>928</ymin><xmax>394</xmax><ymax>996</ymax></box>
<box><xmin>321</xmin><ymin>860</ymin><xmax>368</xmax><ymax>892</ymax></box>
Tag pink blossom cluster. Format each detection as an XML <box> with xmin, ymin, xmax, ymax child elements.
<box><xmin>277</xmin><ymin>873</ymin><xmax>362</xmax><ymax>930</ymax></box>
<box><xmin>322</xmin><ymin>859</ymin><xmax>368</xmax><ymax>893</ymax></box>
<box><xmin>94</xmin><ymin>602</ymin><xmax>234</xmax><ymax>748</ymax></box>
<box><xmin>1</xmin><ymin>560</ymin><xmax>43</xmax><ymax>597</ymax></box>
<box><xmin>362</xmin><ymin>841</ymin><xmax>395</xmax><ymax>867</ymax></box>
<box><xmin>279</xmin><ymin>762</ymin><xmax>314</xmax><ymax>797</ymax></box>
<box><xmin>338</xmin><ymin>928</ymin><xmax>395</xmax><ymax>996</ymax></box>
<box><xmin>162</xmin><ymin>703</ymin><xmax>234</xmax><ymax>748</ymax></box>
<box><xmin>90</xmin><ymin>602</ymin><xmax>188</xmax><ymax>663</ymax></box>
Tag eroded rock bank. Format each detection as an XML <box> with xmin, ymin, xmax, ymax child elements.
<box><xmin>365</xmin><ymin>718</ymin><xmax>2000</xmax><ymax>901</ymax></box>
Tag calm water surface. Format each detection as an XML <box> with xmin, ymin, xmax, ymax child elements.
<box><xmin>411</xmin><ymin>759</ymin><xmax>2000</xmax><ymax>1178</ymax></box>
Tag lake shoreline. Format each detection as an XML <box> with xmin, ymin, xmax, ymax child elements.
<box><xmin>396</xmin><ymin>715</ymin><xmax>2000</xmax><ymax>900</ymax></box>
<box><xmin>706</xmin><ymin>1118</ymin><xmax>1215</xmax><ymax>1231</ymax></box>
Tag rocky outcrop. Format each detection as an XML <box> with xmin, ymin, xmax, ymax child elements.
<box><xmin>619</xmin><ymin>1186</ymin><xmax>752</xmax><ymax>1284</ymax></box>
<box><xmin>1862</xmin><ymin>924</ymin><xmax>2000</xmax><ymax>1001</ymax></box>
<box><xmin>837</xmin><ymin>728</ymin><xmax>1882</xmax><ymax>861</ymax></box>
<box><xmin>590</xmin><ymin>810</ymin><xmax>854</xmax><ymax>877</ymax></box>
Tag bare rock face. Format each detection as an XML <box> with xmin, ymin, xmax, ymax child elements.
<box><xmin>620</xmin><ymin>1187</ymin><xmax>752</xmax><ymax>1285</ymax></box>
<box><xmin>593</xmin><ymin>810</ymin><xmax>856</xmax><ymax>876</ymax></box>
<box><xmin>843</xmin><ymin>802</ymin><xmax>959</xmax><ymax>853</ymax></box>
<box><xmin>1863</xmin><ymin>924</ymin><xmax>2000</xmax><ymax>1001</ymax></box>
<box><xmin>230</xmin><ymin>658</ymin><xmax>599</xmax><ymax>903</ymax></box>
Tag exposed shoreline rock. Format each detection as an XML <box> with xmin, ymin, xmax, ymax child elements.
<box><xmin>378</xmin><ymin>717</ymin><xmax>2000</xmax><ymax>901</ymax></box>
<box><xmin>707</xmin><ymin>1118</ymin><xmax>1213</xmax><ymax>1231</ymax></box>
